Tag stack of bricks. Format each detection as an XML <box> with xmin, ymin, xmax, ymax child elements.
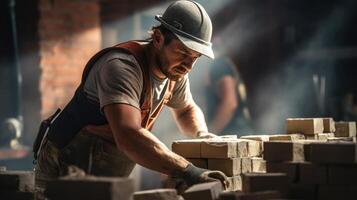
<box><xmin>45</xmin><ymin>176</ymin><xmax>134</xmax><ymax>200</ymax></box>
<box><xmin>260</xmin><ymin>117</ymin><xmax>357</xmax><ymax>200</ymax></box>
<box><xmin>0</xmin><ymin>167</ymin><xmax>35</xmax><ymax>200</ymax></box>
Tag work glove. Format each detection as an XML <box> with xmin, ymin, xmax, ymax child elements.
<box><xmin>172</xmin><ymin>163</ymin><xmax>229</xmax><ymax>193</ymax></box>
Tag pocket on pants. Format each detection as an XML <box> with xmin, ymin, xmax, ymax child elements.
<box><xmin>92</xmin><ymin>139</ymin><xmax>135</xmax><ymax>177</ymax></box>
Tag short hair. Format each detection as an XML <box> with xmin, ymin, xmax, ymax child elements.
<box><xmin>150</xmin><ymin>25</ymin><xmax>177</xmax><ymax>45</ymax></box>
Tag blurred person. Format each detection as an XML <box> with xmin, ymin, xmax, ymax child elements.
<box><xmin>205</xmin><ymin>57</ymin><xmax>253</xmax><ymax>135</ymax></box>
<box><xmin>33</xmin><ymin>0</ymin><xmax>228</xmax><ymax>195</ymax></box>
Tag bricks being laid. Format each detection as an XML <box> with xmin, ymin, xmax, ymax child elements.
<box><xmin>335</xmin><ymin>121</ymin><xmax>356</xmax><ymax>137</ymax></box>
<box><xmin>45</xmin><ymin>176</ymin><xmax>134</xmax><ymax>200</ymax></box>
<box><xmin>172</xmin><ymin>139</ymin><xmax>204</xmax><ymax>158</ymax></box>
<box><xmin>286</xmin><ymin>118</ymin><xmax>324</xmax><ymax>135</ymax></box>
<box><xmin>241</xmin><ymin>173</ymin><xmax>289</xmax><ymax>194</ymax></box>
<box><xmin>187</xmin><ymin>158</ymin><xmax>208</xmax><ymax>169</ymax></box>
<box><xmin>298</xmin><ymin>162</ymin><xmax>327</xmax><ymax>184</ymax></box>
<box><xmin>307</xmin><ymin>142</ymin><xmax>357</xmax><ymax>163</ymax></box>
<box><xmin>251</xmin><ymin>157</ymin><xmax>266</xmax><ymax>173</ymax></box>
<box><xmin>201</xmin><ymin>140</ymin><xmax>246</xmax><ymax>158</ymax></box>
<box><xmin>208</xmin><ymin>158</ymin><xmax>241</xmax><ymax>176</ymax></box>
<box><xmin>219</xmin><ymin>190</ymin><xmax>281</xmax><ymax>200</ymax></box>
<box><xmin>266</xmin><ymin>162</ymin><xmax>298</xmax><ymax>182</ymax></box>
<box><xmin>238</xmin><ymin>139</ymin><xmax>261</xmax><ymax>157</ymax></box>
<box><xmin>263</xmin><ymin>141</ymin><xmax>305</xmax><ymax>162</ymax></box>
<box><xmin>328</xmin><ymin>164</ymin><xmax>357</xmax><ymax>184</ymax></box>
<box><xmin>241</xmin><ymin>157</ymin><xmax>252</xmax><ymax>174</ymax></box>
<box><xmin>0</xmin><ymin>171</ymin><xmax>34</xmax><ymax>192</ymax></box>
<box><xmin>182</xmin><ymin>181</ymin><xmax>223</xmax><ymax>200</ymax></box>
<box><xmin>133</xmin><ymin>189</ymin><xmax>179</xmax><ymax>200</ymax></box>
<box><xmin>323</xmin><ymin>118</ymin><xmax>336</xmax><ymax>133</ymax></box>
<box><xmin>226</xmin><ymin>175</ymin><xmax>242</xmax><ymax>191</ymax></box>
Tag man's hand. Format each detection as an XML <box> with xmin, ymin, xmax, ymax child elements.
<box><xmin>173</xmin><ymin>163</ymin><xmax>229</xmax><ymax>193</ymax></box>
<box><xmin>196</xmin><ymin>131</ymin><xmax>218</xmax><ymax>139</ymax></box>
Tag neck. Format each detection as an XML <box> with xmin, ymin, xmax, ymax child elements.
<box><xmin>146</xmin><ymin>43</ymin><xmax>166</xmax><ymax>80</ymax></box>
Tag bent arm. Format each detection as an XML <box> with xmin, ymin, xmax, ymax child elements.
<box><xmin>210</xmin><ymin>75</ymin><xmax>238</xmax><ymax>134</ymax></box>
<box><xmin>170</xmin><ymin>99</ymin><xmax>208</xmax><ymax>138</ymax></box>
<box><xmin>104</xmin><ymin>103</ymin><xmax>189</xmax><ymax>175</ymax></box>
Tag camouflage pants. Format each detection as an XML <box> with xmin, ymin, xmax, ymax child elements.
<box><xmin>34</xmin><ymin>129</ymin><xmax>135</xmax><ymax>190</ymax></box>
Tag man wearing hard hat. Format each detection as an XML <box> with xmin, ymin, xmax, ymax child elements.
<box><xmin>34</xmin><ymin>0</ymin><xmax>228</xmax><ymax>192</ymax></box>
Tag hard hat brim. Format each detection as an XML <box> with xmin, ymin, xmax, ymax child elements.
<box><xmin>155</xmin><ymin>15</ymin><xmax>215</xmax><ymax>59</ymax></box>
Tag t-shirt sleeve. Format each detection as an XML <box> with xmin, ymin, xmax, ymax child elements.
<box><xmin>96</xmin><ymin>57</ymin><xmax>143</xmax><ymax>111</ymax></box>
<box><xmin>166</xmin><ymin>74</ymin><xmax>193</xmax><ymax>109</ymax></box>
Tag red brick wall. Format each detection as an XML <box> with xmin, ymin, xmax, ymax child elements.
<box><xmin>38</xmin><ymin>0</ymin><xmax>101</xmax><ymax>117</ymax></box>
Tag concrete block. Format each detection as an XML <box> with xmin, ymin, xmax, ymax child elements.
<box><xmin>238</xmin><ymin>139</ymin><xmax>261</xmax><ymax>157</ymax></box>
<box><xmin>241</xmin><ymin>157</ymin><xmax>252</xmax><ymax>174</ymax></box>
<box><xmin>323</xmin><ymin>118</ymin><xmax>336</xmax><ymax>133</ymax></box>
<box><xmin>201</xmin><ymin>141</ymin><xmax>239</xmax><ymax>158</ymax></box>
<box><xmin>208</xmin><ymin>158</ymin><xmax>241</xmax><ymax>176</ymax></box>
<box><xmin>308</xmin><ymin>142</ymin><xmax>357</xmax><ymax>163</ymax></box>
<box><xmin>328</xmin><ymin>164</ymin><xmax>357</xmax><ymax>184</ymax></box>
<box><xmin>219</xmin><ymin>190</ymin><xmax>281</xmax><ymax>200</ymax></box>
<box><xmin>251</xmin><ymin>157</ymin><xmax>266</xmax><ymax>173</ymax></box>
<box><xmin>45</xmin><ymin>176</ymin><xmax>134</xmax><ymax>200</ymax></box>
<box><xmin>226</xmin><ymin>175</ymin><xmax>242</xmax><ymax>191</ymax></box>
<box><xmin>0</xmin><ymin>171</ymin><xmax>34</xmax><ymax>192</ymax></box>
<box><xmin>172</xmin><ymin>139</ymin><xmax>204</xmax><ymax>158</ymax></box>
<box><xmin>263</xmin><ymin>141</ymin><xmax>305</xmax><ymax>162</ymax></box>
<box><xmin>286</xmin><ymin>118</ymin><xmax>324</xmax><ymax>135</ymax></box>
<box><xmin>133</xmin><ymin>189</ymin><xmax>179</xmax><ymax>200</ymax></box>
<box><xmin>242</xmin><ymin>173</ymin><xmax>289</xmax><ymax>194</ymax></box>
<box><xmin>335</xmin><ymin>121</ymin><xmax>356</xmax><ymax>137</ymax></box>
<box><xmin>266</xmin><ymin>162</ymin><xmax>298</xmax><ymax>182</ymax></box>
<box><xmin>187</xmin><ymin>158</ymin><xmax>208</xmax><ymax>169</ymax></box>
<box><xmin>182</xmin><ymin>181</ymin><xmax>223</xmax><ymax>200</ymax></box>
<box><xmin>298</xmin><ymin>162</ymin><xmax>327</xmax><ymax>184</ymax></box>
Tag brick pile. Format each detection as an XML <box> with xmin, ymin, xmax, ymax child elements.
<box><xmin>0</xmin><ymin>168</ymin><xmax>35</xmax><ymax>200</ymax></box>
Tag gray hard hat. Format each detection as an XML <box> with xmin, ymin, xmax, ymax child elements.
<box><xmin>155</xmin><ymin>0</ymin><xmax>214</xmax><ymax>59</ymax></box>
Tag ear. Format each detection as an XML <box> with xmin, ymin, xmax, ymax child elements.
<box><xmin>152</xmin><ymin>29</ymin><xmax>165</xmax><ymax>49</ymax></box>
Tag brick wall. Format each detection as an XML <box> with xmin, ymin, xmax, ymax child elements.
<box><xmin>38</xmin><ymin>0</ymin><xmax>101</xmax><ymax>118</ymax></box>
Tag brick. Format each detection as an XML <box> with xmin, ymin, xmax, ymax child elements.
<box><xmin>241</xmin><ymin>157</ymin><xmax>252</xmax><ymax>174</ymax></box>
<box><xmin>238</xmin><ymin>139</ymin><xmax>261</xmax><ymax>157</ymax></box>
<box><xmin>328</xmin><ymin>164</ymin><xmax>357</xmax><ymax>184</ymax></box>
<box><xmin>286</xmin><ymin>118</ymin><xmax>324</xmax><ymax>135</ymax></box>
<box><xmin>226</xmin><ymin>176</ymin><xmax>242</xmax><ymax>191</ymax></box>
<box><xmin>323</xmin><ymin>118</ymin><xmax>336</xmax><ymax>133</ymax></box>
<box><xmin>335</xmin><ymin>121</ymin><xmax>356</xmax><ymax>137</ymax></box>
<box><xmin>219</xmin><ymin>190</ymin><xmax>281</xmax><ymax>200</ymax></box>
<box><xmin>187</xmin><ymin>158</ymin><xmax>208</xmax><ymax>169</ymax></box>
<box><xmin>266</xmin><ymin>162</ymin><xmax>298</xmax><ymax>182</ymax></box>
<box><xmin>201</xmin><ymin>140</ymin><xmax>246</xmax><ymax>158</ymax></box>
<box><xmin>172</xmin><ymin>139</ymin><xmax>203</xmax><ymax>158</ymax></box>
<box><xmin>182</xmin><ymin>181</ymin><xmax>223</xmax><ymax>200</ymax></box>
<box><xmin>269</xmin><ymin>134</ymin><xmax>305</xmax><ymax>141</ymax></box>
<box><xmin>242</xmin><ymin>173</ymin><xmax>288</xmax><ymax>193</ymax></box>
<box><xmin>133</xmin><ymin>189</ymin><xmax>179</xmax><ymax>200</ymax></box>
<box><xmin>0</xmin><ymin>190</ymin><xmax>34</xmax><ymax>200</ymax></box>
<box><xmin>251</xmin><ymin>157</ymin><xmax>266</xmax><ymax>173</ymax></box>
<box><xmin>317</xmin><ymin>185</ymin><xmax>357</xmax><ymax>200</ymax></box>
<box><xmin>299</xmin><ymin>162</ymin><xmax>327</xmax><ymax>184</ymax></box>
<box><xmin>45</xmin><ymin>176</ymin><xmax>133</xmax><ymax>200</ymax></box>
<box><xmin>263</xmin><ymin>141</ymin><xmax>305</xmax><ymax>162</ymax></box>
<box><xmin>0</xmin><ymin>171</ymin><xmax>34</xmax><ymax>192</ymax></box>
<box><xmin>208</xmin><ymin>158</ymin><xmax>241</xmax><ymax>176</ymax></box>
<box><xmin>308</xmin><ymin>142</ymin><xmax>357</xmax><ymax>163</ymax></box>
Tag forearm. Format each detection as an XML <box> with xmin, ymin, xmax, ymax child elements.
<box><xmin>172</xmin><ymin>103</ymin><xmax>208</xmax><ymax>138</ymax></box>
<box><xmin>114</xmin><ymin>126</ymin><xmax>189</xmax><ymax>175</ymax></box>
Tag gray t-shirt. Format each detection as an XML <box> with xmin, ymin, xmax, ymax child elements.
<box><xmin>83</xmin><ymin>50</ymin><xmax>192</xmax><ymax>114</ymax></box>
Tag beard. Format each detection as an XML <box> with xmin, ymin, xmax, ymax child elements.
<box><xmin>155</xmin><ymin>53</ymin><xmax>184</xmax><ymax>81</ymax></box>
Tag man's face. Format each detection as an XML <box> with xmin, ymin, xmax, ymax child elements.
<box><xmin>155</xmin><ymin>38</ymin><xmax>201</xmax><ymax>81</ymax></box>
